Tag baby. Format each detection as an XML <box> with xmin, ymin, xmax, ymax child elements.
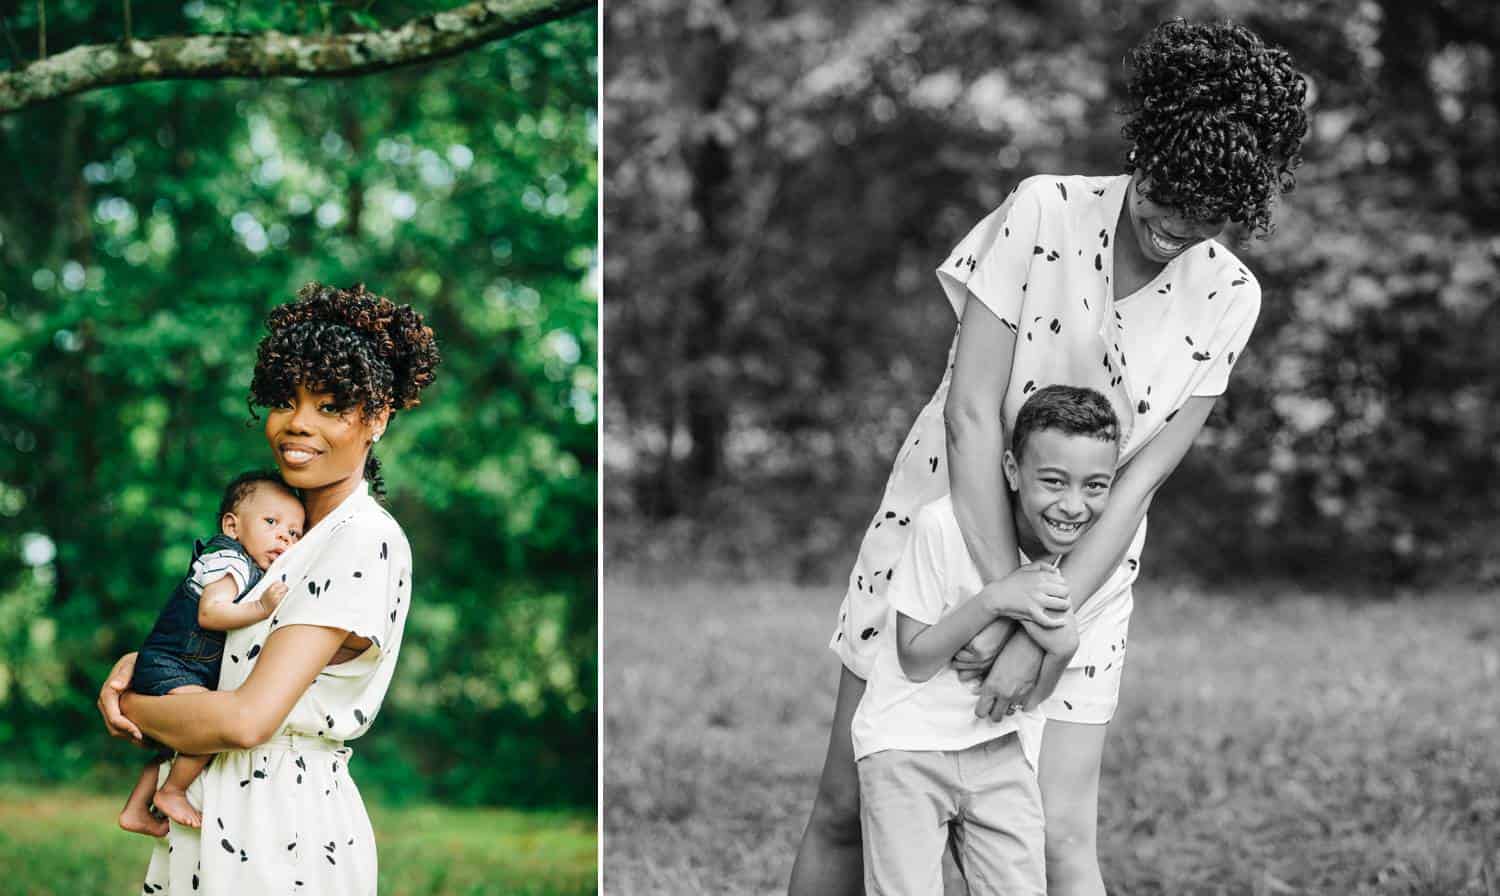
<box><xmin>117</xmin><ymin>471</ymin><xmax>303</xmax><ymax>836</ymax></box>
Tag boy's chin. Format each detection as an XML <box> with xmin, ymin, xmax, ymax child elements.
<box><xmin>1035</xmin><ymin>523</ymin><xmax>1091</xmax><ymax>555</ymax></box>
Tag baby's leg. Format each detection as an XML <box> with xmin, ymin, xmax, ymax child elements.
<box><xmin>119</xmin><ymin>762</ymin><xmax>170</xmax><ymax>837</ymax></box>
<box><xmin>151</xmin><ymin>684</ymin><xmax>211</xmax><ymax>829</ymax></box>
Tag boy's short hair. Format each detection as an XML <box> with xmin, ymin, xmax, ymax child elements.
<box><xmin>1011</xmin><ymin>386</ymin><xmax>1121</xmax><ymax>461</ymax></box>
<box><xmin>219</xmin><ymin>470</ymin><xmax>297</xmax><ymax>518</ymax></box>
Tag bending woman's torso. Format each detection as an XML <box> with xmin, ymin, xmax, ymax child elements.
<box><xmin>831</xmin><ymin>173</ymin><xmax>1262</xmax><ymax>679</ymax></box>
<box><xmin>142</xmin><ymin>481</ymin><xmax>414</xmax><ymax>896</ymax></box>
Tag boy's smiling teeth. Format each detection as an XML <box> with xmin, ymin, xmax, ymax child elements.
<box><xmin>1044</xmin><ymin>517</ymin><xmax>1083</xmax><ymax>535</ymax></box>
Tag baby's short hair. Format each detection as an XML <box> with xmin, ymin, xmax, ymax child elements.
<box><xmin>1011</xmin><ymin>386</ymin><xmax>1121</xmax><ymax>462</ymax></box>
<box><xmin>219</xmin><ymin>470</ymin><xmax>297</xmax><ymax>518</ymax></box>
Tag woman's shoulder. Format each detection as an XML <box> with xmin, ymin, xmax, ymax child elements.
<box><xmin>326</xmin><ymin>500</ymin><xmax>410</xmax><ymax>553</ymax></box>
<box><xmin>1007</xmin><ymin>172</ymin><xmax>1121</xmax><ymax>208</ymax></box>
<box><xmin>1193</xmin><ymin>240</ymin><xmax>1262</xmax><ymax>298</ymax></box>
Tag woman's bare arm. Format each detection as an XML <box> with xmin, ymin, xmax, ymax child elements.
<box><xmin>1056</xmin><ymin>394</ymin><xmax>1219</xmax><ymax>606</ymax></box>
<box><xmin>946</xmin><ymin>295</ymin><xmax>1023</xmax><ymax>587</ymax></box>
<box><xmin>117</xmin><ymin>623</ymin><xmax>347</xmax><ymax>753</ymax></box>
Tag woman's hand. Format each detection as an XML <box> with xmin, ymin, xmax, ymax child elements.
<box><xmin>981</xmin><ymin>561</ymin><xmax>1070</xmax><ymax>627</ymax></box>
<box><xmin>973</xmin><ymin>634</ymin><xmax>1045</xmax><ymax>720</ymax></box>
<box><xmin>98</xmin><ymin>652</ymin><xmax>144</xmax><ymax>742</ymax></box>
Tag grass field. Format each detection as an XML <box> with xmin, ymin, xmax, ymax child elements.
<box><xmin>0</xmin><ymin>788</ymin><xmax>596</xmax><ymax>895</ymax></box>
<box><xmin>602</xmin><ymin>578</ymin><xmax>1500</xmax><ymax>894</ymax></box>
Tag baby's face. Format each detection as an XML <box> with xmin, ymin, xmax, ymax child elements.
<box><xmin>224</xmin><ymin>485</ymin><xmax>306</xmax><ymax>570</ymax></box>
<box><xmin>1006</xmin><ymin>429</ymin><xmax>1118</xmax><ymax>556</ymax></box>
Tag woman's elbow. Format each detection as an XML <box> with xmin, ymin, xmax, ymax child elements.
<box><xmin>224</xmin><ymin>703</ymin><xmax>279</xmax><ymax>750</ymax></box>
<box><xmin>942</xmin><ymin>397</ymin><xmax>995</xmax><ymax>435</ymax></box>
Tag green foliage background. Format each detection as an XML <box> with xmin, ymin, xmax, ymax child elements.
<box><xmin>0</xmin><ymin>2</ymin><xmax>597</xmax><ymax>808</ymax></box>
<box><xmin>604</xmin><ymin>0</ymin><xmax>1500</xmax><ymax>589</ymax></box>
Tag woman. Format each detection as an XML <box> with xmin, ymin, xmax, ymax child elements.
<box><xmin>790</xmin><ymin>20</ymin><xmax>1308</xmax><ymax>895</ymax></box>
<box><xmin>98</xmin><ymin>282</ymin><xmax>440</xmax><ymax>895</ymax></box>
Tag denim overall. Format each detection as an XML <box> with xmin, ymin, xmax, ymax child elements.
<box><xmin>131</xmin><ymin>534</ymin><xmax>263</xmax><ymax>697</ymax></box>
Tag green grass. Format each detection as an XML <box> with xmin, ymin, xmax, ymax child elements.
<box><xmin>0</xmin><ymin>789</ymin><xmax>596</xmax><ymax>896</ymax></box>
<box><xmin>602</xmin><ymin>578</ymin><xmax>1500</xmax><ymax>894</ymax></box>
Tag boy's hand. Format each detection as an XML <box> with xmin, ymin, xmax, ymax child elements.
<box><xmin>98</xmin><ymin>652</ymin><xmax>144</xmax><ymax>742</ymax></box>
<box><xmin>257</xmin><ymin>582</ymin><xmax>289</xmax><ymax>617</ymax></box>
<box><xmin>981</xmin><ymin>561</ymin><xmax>1070</xmax><ymax>627</ymax></box>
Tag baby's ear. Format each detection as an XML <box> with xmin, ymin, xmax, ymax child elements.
<box><xmin>1001</xmin><ymin>450</ymin><xmax>1020</xmax><ymax>489</ymax></box>
<box><xmin>221</xmin><ymin>512</ymin><xmax>240</xmax><ymax>538</ymax></box>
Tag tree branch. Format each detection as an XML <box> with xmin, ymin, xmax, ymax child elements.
<box><xmin>0</xmin><ymin>0</ymin><xmax>593</xmax><ymax>114</ymax></box>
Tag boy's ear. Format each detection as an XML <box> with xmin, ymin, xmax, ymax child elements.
<box><xmin>1002</xmin><ymin>450</ymin><xmax>1020</xmax><ymax>490</ymax></box>
<box><xmin>221</xmin><ymin>512</ymin><xmax>240</xmax><ymax>538</ymax></box>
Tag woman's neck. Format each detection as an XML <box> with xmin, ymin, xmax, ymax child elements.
<box><xmin>302</xmin><ymin>472</ymin><xmax>364</xmax><ymax>528</ymax></box>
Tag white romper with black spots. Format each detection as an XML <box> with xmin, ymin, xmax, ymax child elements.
<box><xmin>142</xmin><ymin>480</ymin><xmax>413</xmax><ymax>895</ymax></box>
<box><xmin>830</xmin><ymin>173</ymin><xmax>1261</xmax><ymax>722</ymax></box>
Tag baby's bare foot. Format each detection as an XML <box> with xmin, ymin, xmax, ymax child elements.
<box><xmin>119</xmin><ymin>796</ymin><xmax>169</xmax><ymax>838</ymax></box>
<box><xmin>152</xmin><ymin>785</ymin><xmax>202</xmax><ymax>829</ymax></box>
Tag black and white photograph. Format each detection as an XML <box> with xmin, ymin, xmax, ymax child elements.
<box><xmin>603</xmin><ymin>1</ymin><xmax>1500</xmax><ymax>893</ymax></box>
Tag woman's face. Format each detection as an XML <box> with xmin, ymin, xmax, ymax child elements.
<box><xmin>264</xmin><ymin>383</ymin><xmax>388</xmax><ymax>491</ymax></box>
<box><xmin>1126</xmin><ymin>172</ymin><xmax>1227</xmax><ymax>264</ymax></box>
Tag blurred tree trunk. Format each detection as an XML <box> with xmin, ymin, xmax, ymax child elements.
<box><xmin>650</xmin><ymin>9</ymin><xmax>738</xmax><ymax>516</ymax></box>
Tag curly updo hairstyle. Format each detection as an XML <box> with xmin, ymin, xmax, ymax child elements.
<box><xmin>250</xmin><ymin>282</ymin><xmax>441</xmax><ymax>498</ymax></box>
<box><xmin>1122</xmin><ymin>19</ymin><xmax>1308</xmax><ymax>236</ymax></box>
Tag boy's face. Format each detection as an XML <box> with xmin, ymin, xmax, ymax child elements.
<box><xmin>1004</xmin><ymin>428</ymin><xmax>1118</xmax><ymax>556</ymax></box>
<box><xmin>222</xmin><ymin>484</ymin><xmax>305</xmax><ymax>570</ymax></box>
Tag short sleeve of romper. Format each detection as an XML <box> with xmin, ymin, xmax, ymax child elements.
<box><xmin>934</xmin><ymin>178</ymin><xmax>1046</xmax><ymax>329</ymax></box>
<box><xmin>190</xmin><ymin>548</ymin><xmax>252</xmax><ymax>594</ymax></box>
<box><xmin>1189</xmin><ymin>268</ymin><xmax>1260</xmax><ymax>397</ymax></box>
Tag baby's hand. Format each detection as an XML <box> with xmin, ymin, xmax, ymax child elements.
<box><xmin>258</xmin><ymin>582</ymin><xmax>289</xmax><ymax>617</ymax></box>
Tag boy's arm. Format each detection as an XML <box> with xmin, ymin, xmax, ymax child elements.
<box><xmin>198</xmin><ymin>577</ymin><xmax>288</xmax><ymax>631</ymax></box>
<box><xmin>897</xmin><ymin>564</ymin><xmax>1068</xmax><ymax>683</ymax></box>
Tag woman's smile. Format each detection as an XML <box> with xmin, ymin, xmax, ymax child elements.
<box><xmin>277</xmin><ymin>441</ymin><xmax>322</xmax><ymax>467</ymax></box>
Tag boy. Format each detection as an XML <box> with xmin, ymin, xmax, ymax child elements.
<box><xmin>117</xmin><ymin>471</ymin><xmax>302</xmax><ymax>836</ymax></box>
<box><xmin>850</xmin><ymin>385</ymin><xmax>1121</xmax><ymax>894</ymax></box>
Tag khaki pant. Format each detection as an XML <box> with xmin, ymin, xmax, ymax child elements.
<box><xmin>858</xmin><ymin>736</ymin><xmax>1045</xmax><ymax>895</ymax></box>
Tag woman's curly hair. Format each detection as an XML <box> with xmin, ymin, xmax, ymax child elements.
<box><xmin>1122</xmin><ymin>19</ymin><xmax>1309</xmax><ymax>236</ymax></box>
<box><xmin>250</xmin><ymin>282</ymin><xmax>441</xmax><ymax>497</ymax></box>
